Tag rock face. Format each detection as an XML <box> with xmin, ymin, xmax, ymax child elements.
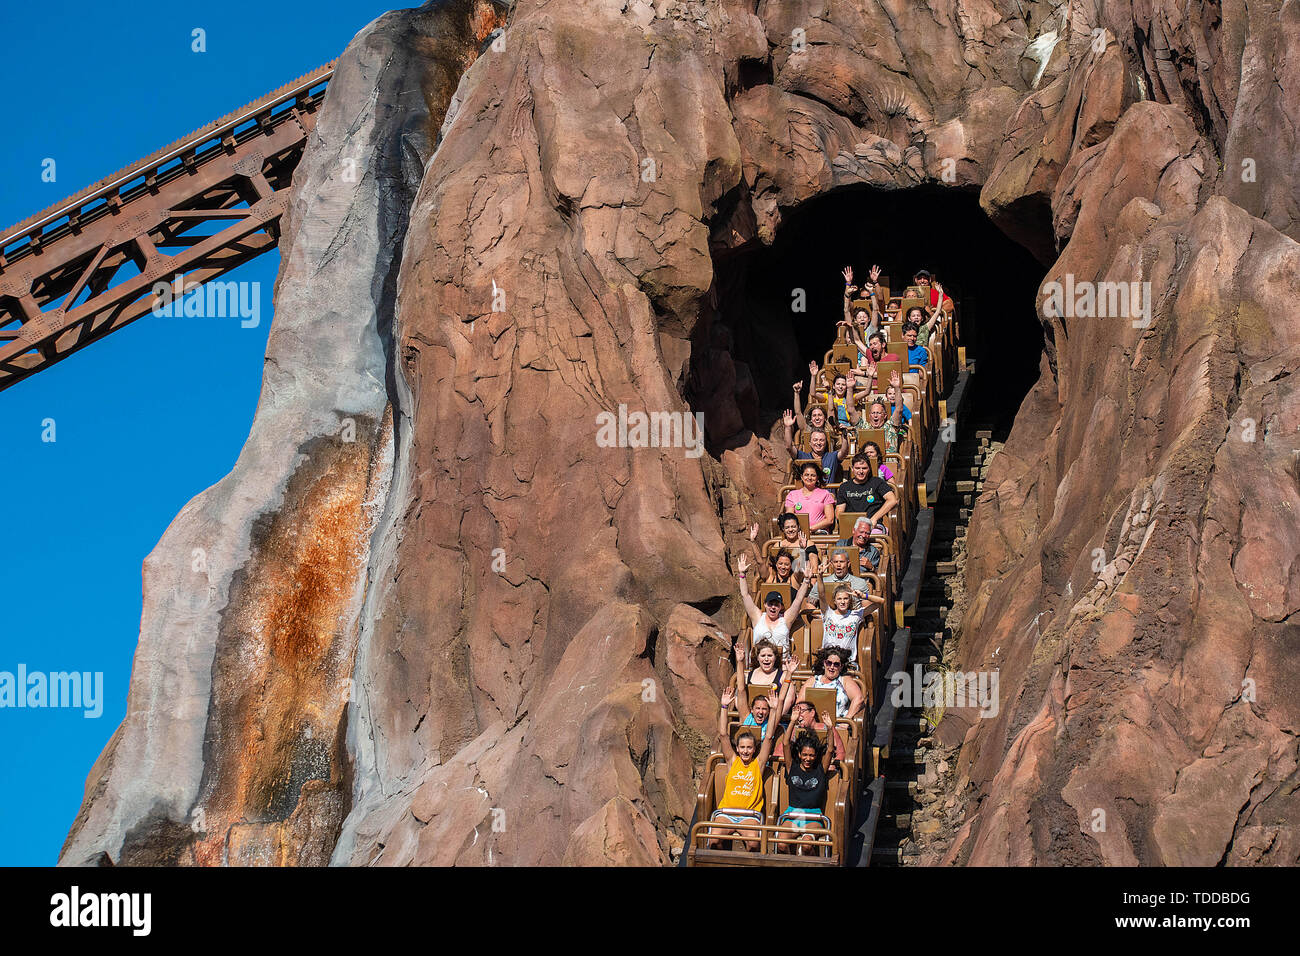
<box><xmin>64</xmin><ymin>0</ymin><xmax>1299</xmax><ymax>866</ymax></box>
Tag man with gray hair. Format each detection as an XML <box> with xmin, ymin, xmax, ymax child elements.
<box><xmin>808</xmin><ymin>547</ymin><xmax>870</xmax><ymax>611</ymax></box>
<box><xmin>836</xmin><ymin>516</ymin><xmax>882</xmax><ymax>573</ymax></box>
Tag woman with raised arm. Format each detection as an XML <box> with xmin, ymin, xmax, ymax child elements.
<box><xmin>778</xmin><ymin>710</ymin><xmax>842</xmax><ymax>854</ymax></box>
<box><xmin>710</xmin><ymin>686</ymin><xmax>780</xmax><ymax>851</ymax></box>
<box><xmin>737</xmin><ymin>550</ymin><xmax>818</xmax><ymax>661</ymax></box>
<box><xmin>761</xmin><ymin>548</ymin><xmax>798</xmax><ymax>586</ymax></box>
<box><xmin>840</xmin><ymin>265</ymin><xmax>881</xmax><ymax>345</ymax></box>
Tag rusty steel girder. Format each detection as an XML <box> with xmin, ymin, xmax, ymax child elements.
<box><xmin>0</xmin><ymin>63</ymin><xmax>335</xmax><ymax>393</ymax></box>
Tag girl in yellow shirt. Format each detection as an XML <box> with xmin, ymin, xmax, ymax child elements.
<box><xmin>711</xmin><ymin>686</ymin><xmax>779</xmax><ymax>851</ymax></box>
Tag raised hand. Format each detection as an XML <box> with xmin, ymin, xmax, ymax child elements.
<box><xmin>797</xmin><ymin>531</ymin><xmax>808</xmax><ymax>549</ymax></box>
<box><xmin>734</xmin><ymin>643</ymin><xmax>745</xmax><ymax>664</ymax></box>
<box><xmin>821</xmin><ymin>710</ymin><xmax>834</xmax><ymax>726</ymax></box>
<box><xmin>721</xmin><ymin>687</ymin><xmax>736</xmax><ymax>708</ymax></box>
<box><xmin>749</xmin><ymin>521</ymin><xmax>759</xmax><ymax>541</ymax></box>
<box><xmin>793</xmin><ymin>381</ymin><xmax>803</xmax><ymax>393</ymax></box>
<box><xmin>933</xmin><ymin>281</ymin><xmax>943</xmax><ymax>298</ymax></box>
<box><xmin>889</xmin><ymin>369</ymin><xmax>901</xmax><ymax>388</ymax></box>
<box><xmin>766</xmin><ymin>690</ymin><xmax>780</xmax><ymax>712</ymax></box>
<box><xmin>869</xmin><ymin>264</ymin><xmax>881</xmax><ymax>283</ymax></box>
<box><xmin>808</xmin><ymin>360</ymin><xmax>819</xmax><ymax>377</ymax></box>
<box><xmin>841</xmin><ymin>266</ymin><xmax>853</xmax><ymax>285</ymax></box>
<box><xmin>783</xmin><ymin>409</ymin><xmax>796</xmax><ymax>428</ymax></box>
<box><xmin>737</xmin><ymin>553</ymin><xmax>750</xmax><ymax>575</ymax></box>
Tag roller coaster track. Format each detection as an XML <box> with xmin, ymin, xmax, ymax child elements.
<box><xmin>0</xmin><ymin>62</ymin><xmax>334</xmax><ymax>393</ymax></box>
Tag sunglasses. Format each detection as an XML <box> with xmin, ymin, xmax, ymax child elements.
<box><xmin>824</xmin><ymin>660</ymin><xmax>843</xmax><ymax>668</ymax></box>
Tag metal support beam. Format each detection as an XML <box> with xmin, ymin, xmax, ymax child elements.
<box><xmin>0</xmin><ymin>62</ymin><xmax>334</xmax><ymax>392</ymax></box>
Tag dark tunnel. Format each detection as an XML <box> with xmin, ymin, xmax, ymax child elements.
<box><xmin>693</xmin><ymin>183</ymin><xmax>1049</xmax><ymax>448</ymax></box>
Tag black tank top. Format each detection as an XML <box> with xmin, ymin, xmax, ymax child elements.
<box><xmin>785</xmin><ymin>761</ymin><xmax>828</xmax><ymax>810</ymax></box>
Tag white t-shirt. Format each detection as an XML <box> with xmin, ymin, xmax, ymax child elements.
<box><xmin>821</xmin><ymin>607</ymin><xmax>865</xmax><ymax>663</ymax></box>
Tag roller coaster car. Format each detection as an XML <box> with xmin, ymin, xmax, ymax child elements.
<box><xmin>687</xmin><ymin>752</ymin><xmax>852</xmax><ymax>866</ymax></box>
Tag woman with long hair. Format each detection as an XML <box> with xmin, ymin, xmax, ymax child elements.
<box><xmin>736</xmin><ymin>551</ymin><xmax>817</xmax><ymax>661</ymax></box>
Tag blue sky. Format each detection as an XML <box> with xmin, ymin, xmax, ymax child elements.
<box><xmin>0</xmin><ymin>0</ymin><xmax>400</xmax><ymax>865</ymax></box>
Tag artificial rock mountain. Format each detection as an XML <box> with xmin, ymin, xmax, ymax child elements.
<box><xmin>62</xmin><ymin>0</ymin><xmax>1298</xmax><ymax>866</ymax></box>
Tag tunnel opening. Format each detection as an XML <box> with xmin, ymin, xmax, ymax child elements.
<box><xmin>692</xmin><ymin>183</ymin><xmax>1049</xmax><ymax>448</ymax></box>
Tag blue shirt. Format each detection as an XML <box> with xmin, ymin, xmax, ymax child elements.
<box><xmin>892</xmin><ymin>403</ymin><xmax>912</xmax><ymax>425</ymax></box>
<box><xmin>907</xmin><ymin>344</ymin><xmax>929</xmax><ymax>367</ymax></box>
<box><xmin>797</xmin><ymin>448</ymin><xmax>841</xmax><ymax>483</ymax></box>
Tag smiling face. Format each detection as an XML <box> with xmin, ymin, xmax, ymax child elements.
<box><xmin>851</xmin><ymin>458</ymin><xmax>870</xmax><ymax>482</ymax></box>
<box><xmin>775</xmin><ymin>554</ymin><xmax>792</xmax><ymax>579</ymax></box>
<box><xmin>765</xmin><ymin>598</ymin><xmax>783</xmax><ymax>620</ymax></box>
<box><xmin>801</xmin><ymin>464</ymin><xmax>819</xmax><ymax>490</ymax></box>
<box><xmin>736</xmin><ymin>733</ymin><xmax>757</xmax><ymax>761</ymax></box>
<box><xmin>832</xmin><ymin>375</ymin><xmax>847</xmax><ymax>396</ymax></box>
<box><xmin>809</xmin><ymin>407</ymin><xmax>827</xmax><ymax>429</ymax></box>
<box><xmin>798</xmin><ymin>744</ymin><xmax>818</xmax><ymax>771</ymax></box>
<box><xmin>782</xmin><ymin>517</ymin><xmax>800</xmax><ymax>541</ymax></box>
<box><xmin>809</xmin><ymin>430</ymin><xmax>828</xmax><ymax>454</ymax></box>
<box><xmin>822</xmin><ymin>653</ymin><xmax>845</xmax><ymax>676</ymax></box>
<box><xmin>885</xmin><ymin>385</ymin><xmax>898</xmax><ymax>405</ymax></box>
<box><xmin>853</xmin><ymin>525</ymin><xmax>870</xmax><ymax>547</ymax></box>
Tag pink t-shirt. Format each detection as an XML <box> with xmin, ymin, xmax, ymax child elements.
<box><xmin>784</xmin><ymin>487</ymin><xmax>836</xmax><ymax>527</ymax></box>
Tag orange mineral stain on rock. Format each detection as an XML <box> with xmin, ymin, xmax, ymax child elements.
<box><xmin>188</xmin><ymin>409</ymin><xmax>391</xmax><ymax>867</ymax></box>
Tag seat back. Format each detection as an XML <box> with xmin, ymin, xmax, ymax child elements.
<box><xmin>805</xmin><ymin>685</ymin><xmax>837</xmax><ymax>721</ymax></box>
<box><xmin>855</xmin><ymin>427</ymin><xmax>887</xmax><ymax>457</ymax></box>
<box><xmin>826</xmin><ymin>342</ymin><xmax>858</xmax><ymax>366</ymax></box>
<box><xmin>872</xmin><ymin>359</ymin><xmax>906</xmax><ymax>391</ymax></box>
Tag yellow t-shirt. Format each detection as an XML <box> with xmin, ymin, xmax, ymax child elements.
<box><xmin>719</xmin><ymin>757</ymin><xmax>765</xmax><ymax>813</ymax></box>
